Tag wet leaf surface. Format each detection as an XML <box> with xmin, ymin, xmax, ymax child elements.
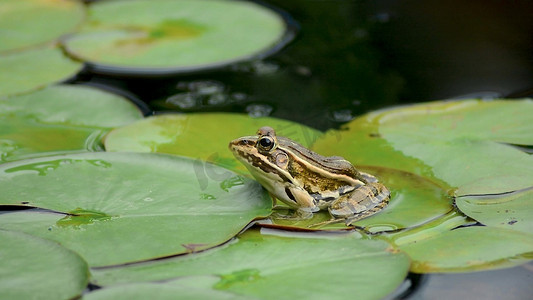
<box><xmin>62</xmin><ymin>0</ymin><xmax>287</xmax><ymax>74</ymax></box>
<box><xmin>0</xmin><ymin>0</ymin><xmax>85</xmax><ymax>53</ymax></box>
<box><xmin>456</xmin><ymin>188</ymin><xmax>533</xmax><ymax>235</ymax></box>
<box><xmin>0</xmin><ymin>152</ymin><xmax>271</xmax><ymax>266</ymax></box>
<box><xmin>91</xmin><ymin>228</ymin><xmax>410</xmax><ymax>300</ymax></box>
<box><xmin>0</xmin><ymin>47</ymin><xmax>82</xmax><ymax>98</ymax></box>
<box><xmin>0</xmin><ymin>229</ymin><xmax>88</xmax><ymax>300</ymax></box>
<box><xmin>0</xmin><ymin>85</ymin><xmax>142</xmax><ymax>162</ymax></box>
<box><xmin>104</xmin><ymin>113</ymin><xmax>321</xmax><ymax>173</ymax></box>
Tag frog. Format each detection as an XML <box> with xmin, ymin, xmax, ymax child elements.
<box><xmin>229</xmin><ymin>126</ymin><xmax>390</xmax><ymax>227</ymax></box>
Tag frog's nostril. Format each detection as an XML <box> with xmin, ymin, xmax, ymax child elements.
<box><xmin>229</xmin><ymin>138</ymin><xmax>255</xmax><ymax>148</ymax></box>
<box><xmin>240</xmin><ymin>139</ymin><xmax>252</xmax><ymax>146</ymax></box>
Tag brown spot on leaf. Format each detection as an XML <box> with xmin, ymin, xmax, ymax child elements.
<box><xmin>385</xmin><ymin>246</ymin><xmax>401</xmax><ymax>254</ymax></box>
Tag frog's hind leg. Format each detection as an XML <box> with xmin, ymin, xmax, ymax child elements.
<box><xmin>329</xmin><ymin>182</ymin><xmax>390</xmax><ymax>226</ymax></box>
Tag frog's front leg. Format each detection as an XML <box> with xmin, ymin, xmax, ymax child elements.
<box><xmin>328</xmin><ymin>182</ymin><xmax>390</xmax><ymax>225</ymax></box>
<box><xmin>272</xmin><ymin>185</ymin><xmax>319</xmax><ymax>221</ymax></box>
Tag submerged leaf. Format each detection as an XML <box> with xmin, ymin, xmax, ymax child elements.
<box><xmin>0</xmin><ymin>152</ymin><xmax>271</xmax><ymax>266</ymax></box>
<box><xmin>0</xmin><ymin>230</ymin><xmax>89</xmax><ymax>300</ymax></box>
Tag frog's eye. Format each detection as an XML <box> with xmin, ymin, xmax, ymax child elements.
<box><xmin>257</xmin><ymin>136</ymin><xmax>275</xmax><ymax>152</ymax></box>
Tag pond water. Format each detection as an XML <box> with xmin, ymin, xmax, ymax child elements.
<box><xmin>68</xmin><ymin>0</ymin><xmax>533</xmax><ymax>298</ymax></box>
<box><xmin>74</xmin><ymin>0</ymin><xmax>533</xmax><ymax>131</ymax></box>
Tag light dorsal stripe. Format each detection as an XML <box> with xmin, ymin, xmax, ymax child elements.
<box><xmin>281</xmin><ymin>145</ymin><xmax>365</xmax><ymax>187</ymax></box>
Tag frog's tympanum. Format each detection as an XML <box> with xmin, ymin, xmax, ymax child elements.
<box><xmin>229</xmin><ymin>126</ymin><xmax>390</xmax><ymax>226</ymax></box>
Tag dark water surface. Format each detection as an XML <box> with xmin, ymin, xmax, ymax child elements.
<box><xmin>75</xmin><ymin>0</ymin><xmax>533</xmax><ymax>131</ymax></box>
<box><xmin>74</xmin><ymin>1</ymin><xmax>533</xmax><ymax>298</ymax></box>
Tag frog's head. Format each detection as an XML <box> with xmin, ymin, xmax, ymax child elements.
<box><xmin>229</xmin><ymin>126</ymin><xmax>290</xmax><ymax>177</ymax></box>
<box><xmin>229</xmin><ymin>127</ymin><xmax>299</xmax><ymax>207</ymax></box>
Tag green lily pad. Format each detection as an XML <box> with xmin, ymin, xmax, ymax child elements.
<box><xmin>0</xmin><ymin>47</ymin><xmax>82</xmax><ymax>98</ymax></box>
<box><xmin>269</xmin><ymin>166</ymin><xmax>452</xmax><ymax>233</ymax></box>
<box><xmin>313</xmin><ymin>99</ymin><xmax>533</xmax><ymax>196</ymax></box>
<box><xmin>83</xmin><ymin>277</ymin><xmax>251</xmax><ymax>300</ymax></box>
<box><xmin>62</xmin><ymin>0</ymin><xmax>289</xmax><ymax>75</ymax></box>
<box><xmin>384</xmin><ymin>210</ymin><xmax>474</xmax><ymax>246</ymax></box>
<box><xmin>91</xmin><ymin>228</ymin><xmax>410</xmax><ymax>300</ymax></box>
<box><xmin>0</xmin><ymin>0</ymin><xmax>85</xmax><ymax>53</ymax></box>
<box><xmin>399</xmin><ymin>226</ymin><xmax>533</xmax><ymax>273</ymax></box>
<box><xmin>0</xmin><ymin>152</ymin><xmax>271</xmax><ymax>266</ymax></box>
<box><xmin>104</xmin><ymin>113</ymin><xmax>322</xmax><ymax>174</ymax></box>
<box><xmin>0</xmin><ymin>229</ymin><xmax>89</xmax><ymax>300</ymax></box>
<box><xmin>378</xmin><ymin>100</ymin><xmax>533</xmax><ymax>145</ymax></box>
<box><xmin>455</xmin><ymin>188</ymin><xmax>533</xmax><ymax>235</ymax></box>
<box><xmin>0</xmin><ymin>85</ymin><xmax>143</xmax><ymax>162</ymax></box>
<box><xmin>313</xmin><ymin>115</ymin><xmax>446</xmax><ymax>187</ymax></box>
